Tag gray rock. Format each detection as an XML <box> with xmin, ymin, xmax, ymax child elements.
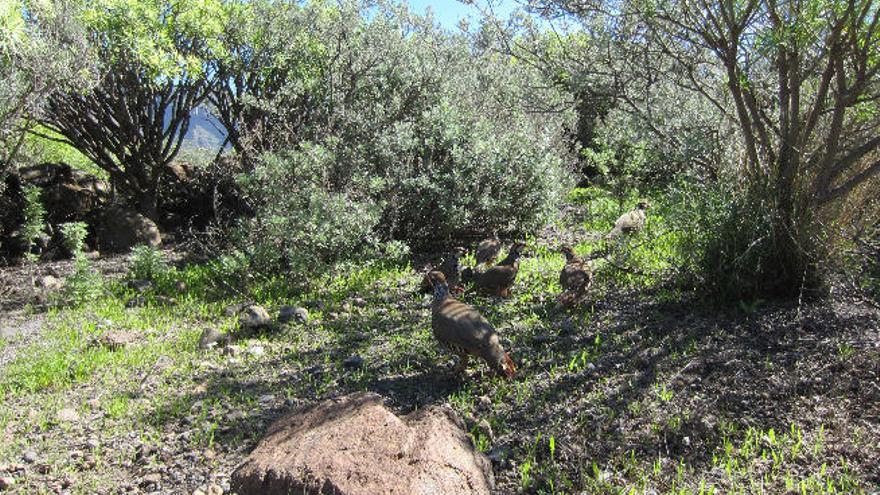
<box><xmin>125</xmin><ymin>295</ymin><xmax>148</xmax><ymax>308</ymax></box>
<box><xmin>239</xmin><ymin>305</ymin><xmax>271</xmax><ymax>330</ymax></box>
<box><xmin>352</xmin><ymin>297</ymin><xmax>367</xmax><ymax>308</ymax></box>
<box><xmin>278</xmin><ymin>306</ymin><xmax>308</xmax><ymax>324</ymax></box>
<box><xmin>198</xmin><ymin>328</ymin><xmax>229</xmax><ymax>350</ymax></box>
<box><xmin>36</xmin><ymin>275</ymin><xmax>63</xmax><ymax>290</ymax></box>
<box><xmin>192</xmin><ymin>484</ymin><xmax>223</xmax><ymax>495</ymax></box>
<box><xmin>21</xmin><ymin>450</ymin><xmax>37</xmax><ymax>464</ymax></box>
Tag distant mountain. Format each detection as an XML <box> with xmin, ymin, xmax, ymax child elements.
<box><xmin>181</xmin><ymin>107</ymin><xmax>227</xmax><ymax>151</ymax></box>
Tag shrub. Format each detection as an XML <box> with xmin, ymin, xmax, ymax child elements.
<box><xmin>234</xmin><ymin>145</ymin><xmax>381</xmax><ymax>275</ymax></box>
<box><xmin>59</xmin><ymin>221</ymin><xmax>103</xmax><ymax>305</ymax></box>
<box><xmin>21</xmin><ymin>184</ymin><xmax>46</xmax><ymax>261</ymax></box>
<box><xmin>129</xmin><ymin>244</ymin><xmax>170</xmax><ymax>281</ymax></box>
<box><xmin>227</xmin><ymin>0</ymin><xmax>574</xmax><ymax>273</ymax></box>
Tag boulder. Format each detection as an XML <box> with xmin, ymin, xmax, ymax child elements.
<box><xmin>239</xmin><ymin>305</ymin><xmax>271</xmax><ymax>330</ymax></box>
<box><xmin>198</xmin><ymin>328</ymin><xmax>229</xmax><ymax>350</ymax></box>
<box><xmin>278</xmin><ymin>305</ymin><xmax>309</xmax><ymax>324</ymax></box>
<box><xmin>95</xmin><ymin>206</ymin><xmax>161</xmax><ymax>253</ymax></box>
<box><xmin>231</xmin><ymin>392</ymin><xmax>494</xmax><ymax>495</ymax></box>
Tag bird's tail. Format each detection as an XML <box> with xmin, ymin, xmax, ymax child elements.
<box><xmin>501</xmin><ymin>353</ymin><xmax>516</xmax><ymax>379</ymax></box>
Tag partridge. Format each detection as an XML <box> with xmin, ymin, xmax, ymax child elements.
<box><xmin>557</xmin><ymin>245</ymin><xmax>593</xmax><ymax>306</ymax></box>
<box><xmin>475</xmin><ymin>235</ymin><xmax>502</xmax><ymax>266</ymax></box>
<box><xmin>605</xmin><ymin>200</ymin><xmax>649</xmax><ymax>239</ymax></box>
<box><xmin>472</xmin><ymin>242</ymin><xmax>527</xmax><ymax>297</ymax></box>
<box><xmin>427</xmin><ymin>271</ymin><xmax>515</xmax><ymax>378</ymax></box>
<box><xmin>419</xmin><ymin>247</ymin><xmax>466</xmax><ymax>293</ymax></box>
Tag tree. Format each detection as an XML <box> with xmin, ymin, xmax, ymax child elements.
<box><xmin>532</xmin><ymin>0</ymin><xmax>880</xmax><ymax>293</ymax></box>
<box><xmin>38</xmin><ymin>0</ymin><xmax>227</xmax><ymax>221</ymax></box>
<box><xmin>0</xmin><ymin>0</ymin><xmax>94</xmax><ymax>178</ymax></box>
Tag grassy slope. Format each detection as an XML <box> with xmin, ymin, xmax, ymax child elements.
<box><xmin>0</xmin><ymin>195</ymin><xmax>878</xmax><ymax>494</ymax></box>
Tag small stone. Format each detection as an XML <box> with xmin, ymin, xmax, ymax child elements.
<box><xmin>98</xmin><ymin>330</ymin><xmax>139</xmax><ymax>350</ymax></box>
<box><xmin>35</xmin><ymin>463</ymin><xmax>50</xmax><ymax>474</ymax></box>
<box><xmin>127</xmin><ymin>279</ymin><xmax>154</xmax><ymax>293</ymax></box>
<box><xmin>247</xmin><ymin>345</ymin><xmax>265</xmax><ymax>357</ymax></box>
<box><xmin>174</xmin><ymin>280</ymin><xmax>187</xmax><ymax>292</ymax></box>
<box><xmin>278</xmin><ymin>305</ymin><xmax>309</xmax><ymax>324</ymax></box>
<box><xmin>36</xmin><ymin>275</ymin><xmax>63</xmax><ymax>290</ymax></box>
<box><xmin>86</xmin><ymin>438</ymin><xmax>100</xmax><ymax>450</ymax></box>
<box><xmin>56</xmin><ymin>408</ymin><xmax>80</xmax><ymax>423</ymax></box>
<box><xmin>22</xmin><ymin>450</ymin><xmax>38</xmax><ymax>464</ymax></box>
<box><xmin>343</xmin><ymin>355</ymin><xmax>364</xmax><ymax>369</ymax></box>
<box><xmin>0</xmin><ymin>476</ymin><xmax>15</xmax><ymax>489</ymax></box>
<box><xmin>351</xmin><ymin>297</ymin><xmax>367</xmax><ymax>308</ymax></box>
<box><xmin>476</xmin><ymin>395</ymin><xmax>492</xmax><ymax>411</ymax></box>
<box><xmin>239</xmin><ymin>305</ymin><xmax>271</xmax><ymax>330</ymax></box>
<box><xmin>140</xmin><ymin>473</ymin><xmax>161</xmax><ymax>488</ymax></box>
<box><xmin>258</xmin><ymin>394</ymin><xmax>275</xmax><ymax>404</ymax></box>
<box><xmin>125</xmin><ymin>295</ymin><xmax>148</xmax><ymax>308</ymax></box>
<box><xmin>198</xmin><ymin>328</ymin><xmax>228</xmax><ymax>350</ymax></box>
<box><xmin>193</xmin><ymin>483</ymin><xmax>223</xmax><ymax>495</ymax></box>
<box><xmin>154</xmin><ymin>295</ymin><xmax>177</xmax><ymax>306</ymax></box>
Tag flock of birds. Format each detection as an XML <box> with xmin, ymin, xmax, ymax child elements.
<box><xmin>419</xmin><ymin>200</ymin><xmax>650</xmax><ymax>380</ymax></box>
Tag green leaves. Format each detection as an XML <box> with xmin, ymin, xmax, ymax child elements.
<box><xmin>81</xmin><ymin>0</ymin><xmax>229</xmax><ymax>79</ymax></box>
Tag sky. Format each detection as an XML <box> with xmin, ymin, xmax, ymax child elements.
<box><xmin>404</xmin><ymin>0</ymin><xmax>520</xmax><ymax>30</ymax></box>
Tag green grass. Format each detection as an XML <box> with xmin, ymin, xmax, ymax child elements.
<box><xmin>0</xmin><ymin>212</ymin><xmax>876</xmax><ymax>493</ymax></box>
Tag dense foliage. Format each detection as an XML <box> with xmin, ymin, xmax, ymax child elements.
<box><xmin>228</xmin><ymin>0</ymin><xmax>574</xmax><ymax>272</ymax></box>
<box><xmin>524</xmin><ymin>0</ymin><xmax>880</xmax><ymax>297</ymax></box>
<box><xmin>0</xmin><ymin>0</ymin><xmax>94</xmax><ymax>178</ymax></box>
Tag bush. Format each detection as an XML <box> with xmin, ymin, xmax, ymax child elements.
<box><xmin>235</xmin><ymin>145</ymin><xmax>381</xmax><ymax>275</ymax></box>
<box><xmin>227</xmin><ymin>0</ymin><xmax>574</xmax><ymax>280</ymax></box>
<box><xmin>59</xmin><ymin>222</ymin><xmax>103</xmax><ymax>305</ymax></box>
<box><xmin>129</xmin><ymin>244</ymin><xmax>170</xmax><ymax>281</ymax></box>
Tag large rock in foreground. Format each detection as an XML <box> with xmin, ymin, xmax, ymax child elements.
<box><xmin>231</xmin><ymin>392</ymin><xmax>494</xmax><ymax>495</ymax></box>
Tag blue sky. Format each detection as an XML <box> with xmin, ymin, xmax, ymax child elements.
<box><xmin>404</xmin><ymin>0</ymin><xmax>519</xmax><ymax>30</ymax></box>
